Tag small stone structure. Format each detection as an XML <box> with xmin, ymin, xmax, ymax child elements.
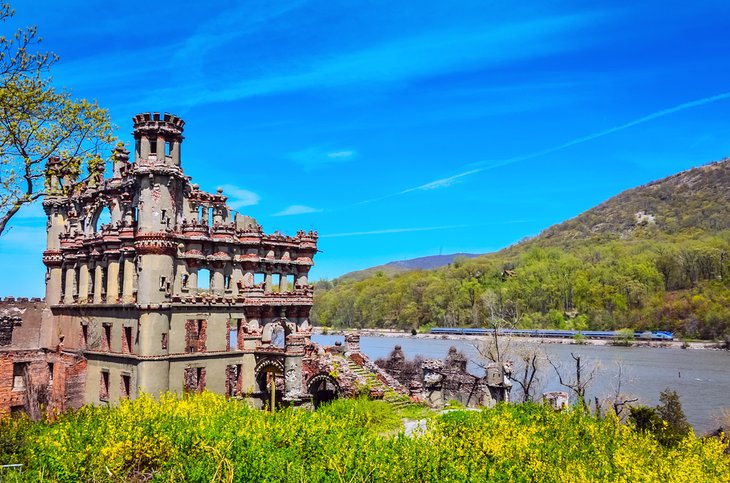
<box><xmin>378</xmin><ymin>345</ymin><xmax>513</xmax><ymax>409</ymax></box>
<box><xmin>543</xmin><ymin>391</ymin><xmax>569</xmax><ymax>411</ymax></box>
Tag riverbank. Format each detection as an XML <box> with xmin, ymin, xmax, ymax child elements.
<box><xmin>311</xmin><ymin>327</ymin><xmax>724</xmax><ymax>350</ymax></box>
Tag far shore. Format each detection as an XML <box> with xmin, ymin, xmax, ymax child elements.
<box><xmin>311</xmin><ymin>327</ymin><xmax>726</xmax><ymax>351</ymax></box>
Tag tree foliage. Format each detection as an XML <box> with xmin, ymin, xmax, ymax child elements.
<box><xmin>0</xmin><ymin>3</ymin><xmax>114</xmax><ymax>235</ymax></box>
<box><xmin>313</xmin><ymin>235</ymin><xmax>730</xmax><ymax>338</ymax></box>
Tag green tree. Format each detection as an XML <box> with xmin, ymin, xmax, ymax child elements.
<box><xmin>656</xmin><ymin>388</ymin><xmax>691</xmax><ymax>446</ymax></box>
<box><xmin>0</xmin><ymin>3</ymin><xmax>114</xmax><ymax>235</ymax></box>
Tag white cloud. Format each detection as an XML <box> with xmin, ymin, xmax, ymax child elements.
<box><xmin>326</xmin><ymin>150</ymin><xmax>356</xmax><ymax>159</ymax></box>
<box><xmin>137</xmin><ymin>11</ymin><xmax>603</xmax><ymax>109</ymax></box>
<box><xmin>287</xmin><ymin>146</ymin><xmax>357</xmax><ymax>169</ymax></box>
<box><xmin>219</xmin><ymin>184</ymin><xmax>260</xmax><ymax>210</ymax></box>
<box><xmin>273</xmin><ymin>205</ymin><xmax>323</xmax><ymax>216</ymax></box>
<box><xmin>356</xmin><ymin>89</ymin><xmax>730</xmax><ymax>205</ymax></box>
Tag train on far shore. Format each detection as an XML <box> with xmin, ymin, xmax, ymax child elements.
<box><xmin>429</xmin><ymin>327</ymin><xmax>674</xmax><ymax>341</ymax></box>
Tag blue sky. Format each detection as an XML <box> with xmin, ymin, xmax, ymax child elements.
<box><xmin>2</xmin><ymin>0</ymin><xmax>730</xmax><ymax>297</ymax></box>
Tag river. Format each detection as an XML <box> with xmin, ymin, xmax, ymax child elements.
<box><xmin>312</xmin><ymin>334</ymin><xmax>730</xmax><ymax>433</ymax></box>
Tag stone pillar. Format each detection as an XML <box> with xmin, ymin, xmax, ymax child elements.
<box><xmin>46</xmin><ymin>267</ymin><xmax>63</xmax><ymax>305</ymax></box>
<box><xmin>244</xmin><ymin>270</ymin><xmax>254</xmax><ymax>288</ymax></box>
<box><xmin>296</xmin><ymin>271</ymin><xmax>308</xmax><ymax>287</ymax></box>
<box><xmin>122</xmin><ymin>255</ymin><xmax>135</xmax><ymax>303</ymax></box>
<box><xmin>64</xmin><ymin>266</ymin><xmax>76</xmax><ymax>304</ymax></box>
<box><xmin>279</xmin><ymin>273</ymin><xmax>288</xmax><ymax>292</ymax></box>
<box><xmin>156</xmin><ymin>136</ymin><xmax>165</xmax><ymax>161</ymax></box>
<box><xmin>344</xmin><ymin>333</ymin><xmax>361</xmax><ymax>353</ymax></box>
<box><xmin>93</xmin><ymin>264</ymin><xmax>104</xmax><ymax>303</ymax></box>
<box><xmin>283</xmin><ymin>333</ymin><xmax>306</xmax><ymax>402</ymax></box>
<box><xmin>77</xmin><ymin>261</ymin><xmax>90</xmax><ymax>303</ymax></box>
<box><xmin>231</xmin><ymin>264</ymin><xmax>243</xmax><ymax>295</ymax></box>
<box><xmin>140</xmin><ymin>136</ymin><xmax>150</xmax><ymax>160</ymax></box>
<box><xmin>212</xmin><ymin>266</ymin><xmax>224</xmax><ymax>295</ymax></box>
<box><xmin>107</xmin><ymin>258</ymin><xmax>120</xmax><ymax>303</ymax></box>
<box><xmin>188</xmin><ymin>267</ymin><xmax>198</xmax><ymax>294</ymax></box>
<box><xmin>264</xmin><ymin>272</ymin><xmax>273</xmax><ymax>294</ymax></box>
<box><xmin>171</xmin><ymin>140</ymin><xmax>181</xmax><ymax>166</ymax></box>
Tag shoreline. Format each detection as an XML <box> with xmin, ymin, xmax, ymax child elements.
<box><xmin>311</xmin><ymin>327</ymin><xmax>725</xmax><ymax>350</ymax></box>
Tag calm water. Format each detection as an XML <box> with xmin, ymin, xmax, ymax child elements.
<box><xmin>313</xmin><ymin>334</ymin><xmax>730</xmax><ymax>432</ymax></box>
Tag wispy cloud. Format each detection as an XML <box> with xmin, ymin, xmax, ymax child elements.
<box><xmin>137</xmin><ymin>11</ymin><xmax>603</xmax><ymax>108</ymax></box>
<box><xmin>220</xmin><ymin>185</ymin><xmax>260</xmax><ymax>210</ymax></box>
<box><xmin>287</xmin><ymin>146</ymin><xmax>357</xmax><ymax>169</ymax></box>
<box><xmin>273</xmin><ymin>205</ymin><xmax>323</xmax><ymax>216</ymax></box>
<box><xmin>322</xmin><ymin>224</ymin><xmax>470</xmax><ymax>238</ymax></box>
<box><xmin>358</xmin><ymin>90</ymin><xmax>730</xmax><ymax>204</ymax></box>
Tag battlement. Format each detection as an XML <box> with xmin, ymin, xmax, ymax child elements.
<box><xmin>132</xmin><ymin>112</ymin><xmax>185</xmax><ymax>133</ymax></box>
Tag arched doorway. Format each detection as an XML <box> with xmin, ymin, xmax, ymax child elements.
<box><xmin>254</xmin><ymin>359</ymin><xmax>284</xmax><ymax>411</ymax></box>
<box><xmin>307</xmin><ymin>374</ymin><xmax>339</xmax><ymax>408</ymax></box>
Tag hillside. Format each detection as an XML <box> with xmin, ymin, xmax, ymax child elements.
<box><xmin>535</xmin><ymin>159</ymin><xmax>730</xmax><ymax>245</ymax></box>
<box><xmin>337</xmin><ymin>253</ymin><xmax>481</xmax><ymax>282</ymax></box>
<box><xmin>313</xmin><ymin>159</ymin><xmax>730</xmax><ymax>339</ymax></box>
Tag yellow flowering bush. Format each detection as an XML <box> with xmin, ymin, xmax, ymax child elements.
<box><xmin>0</xmin><ymin>393</ymin><xmax>727</xmax><ymax>482</ymax></box>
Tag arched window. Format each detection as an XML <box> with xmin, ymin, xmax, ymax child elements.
<box><xmin>271</xmin><ymin>324</ymin><xmax>285</xmax><ymax>348</ymax></box>
<box><xmin>198</xmin><ymin>268</ymin><xmax>211</xmax><ymax>290</ymax></box>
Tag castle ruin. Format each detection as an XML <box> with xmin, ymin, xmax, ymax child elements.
<box><xmin>1</xmin><ymin>112</ymin><xmax>334</xmax><ymax>412</ymax></box>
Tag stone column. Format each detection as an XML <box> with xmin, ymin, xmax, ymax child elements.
<box><xmin>188</xmin><ymin>267</ymin><xmax>198</xmax><ymax>294</ymax></box>
<box><xmin>244</xmin><ymin>270</ymin><xmax>254</xmax><ymax>288</ymax></box>
<box><xmin>122</xmin><ymin>255</ymin><xmax>135</xmax><ymax>303</ymax></box>
<box><xmin>107</xmin><ymin>258</ymin><xmax>120</xmax><ymax>303</ymax></box>
<box><xmin>46</xmin><ymin>266</ymin><xmax>63</xmax><ymax>305</ymax></box>
<box><xmin>77</xmin><ymin>260</ymin><xmax>90</xmax><ymax>303</ymax></box>
<box><xmin>279</xmin><ymin>273</ymin><xmax>288</xmax><ymax>292</ymax></box>
<box><xmin>296</xmin><ymin>271</ymin><xmax>308</xmax><ymax>287</ymax></box>
<box><xmin>264</xmin><ymin>272</ymin><xmax>273</xmax><ymax>293</ymax></box>
<box><xmin>140</xmin><ymin>136</ymin><xmax>150</xmax><ymax>160</ymax></box>
<box><xmin>93</xmin><ymin>264</ymin><xmax>104</xmax><ymax>303</ymax></box>
<box><xmin>231</xmin><ymin>264</ymin><xmax>243</xmax><ymax>296</ymax></box>
<box><xmin>283</xmin><ymin>333</ymin><xmax>306</xmax><ymax>402</ymax></box>
<box><xmin>345</xmin><ymin>333</ymin><xmax>361</xmax><ymax>353</ymax></box>
<box><xmin>171</xmin><ymin>140</ymin><xmax>181</xmax><ymax>166</ymax></box>
<box><xmin>64</xmin><ymin>266</ymin><xmax>76</xmax><ymax>304</ymax></box>
<box><xmin>212</xmin><ymin>266</ymin><xmax>224</xmax><ymax>295</ymax></box>
<box><xmin>156</xmin><ymin>136</ymin><xmax>165</xmax><ymax>161</ymax></box>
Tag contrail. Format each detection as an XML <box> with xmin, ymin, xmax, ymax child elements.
<box><xmin>356</xmin><ymin>90</ymin><xmax>730</xmax><ymax>205</ymax></box>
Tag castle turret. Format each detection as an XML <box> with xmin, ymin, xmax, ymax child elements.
<box><xmin>132</xmin><ymin>112</ymin><xmax>185</xmax><ymax>167</ymax></box>
<box><xmin>132</xmin><ymin>113</ymin><xmax>186</xmax><ymax>396</ymax></box>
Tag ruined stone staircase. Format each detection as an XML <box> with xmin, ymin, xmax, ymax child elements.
<box><xmin>339</xmin><ymin>356</ymin><xmax>412</xmax><ymax>410</ymax></box>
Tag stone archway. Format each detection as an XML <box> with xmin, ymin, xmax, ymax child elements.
<box><xmin>254</xmin><ymin>358</ymin><xmax>284</xmax><ymax>411</ymax></box>
<box><xmin>261</xmin><ymin>317</ymin><xmax>296</xmax><ymax>347</ymax></box>
<box><xmin>307</xmin><ymin>374</ymin><xmax>340</xmax><ymax>408</ymax></box>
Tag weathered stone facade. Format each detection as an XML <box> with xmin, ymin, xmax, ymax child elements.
<box><xmin>5</xmin><ymin>112</ymin><xmax>327</xmax><ymax>411</ymax></box>
<box><xmin>0</xmin><ymin>112</ymin><xmax>430</xmax><ymax>417</ymax></box>
<box><xmin>0</xmin><ymin>298</ymin><xmax>86</xmax><ymax>417</ymax></box>
<box><xmin>377</xmin><ymin>345</ymin><xmax>513</xmax><ymax>408</ymax></box>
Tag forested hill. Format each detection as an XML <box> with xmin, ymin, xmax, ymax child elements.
<box><xmin>338</xmin><ymin>253</ymin><xmax>481</xmax><ymax>282</ymax></box>
<box><xmin>313</xmin><ymin>159</ymin><xmax>730</xmax><ymax>339</ymax></box>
